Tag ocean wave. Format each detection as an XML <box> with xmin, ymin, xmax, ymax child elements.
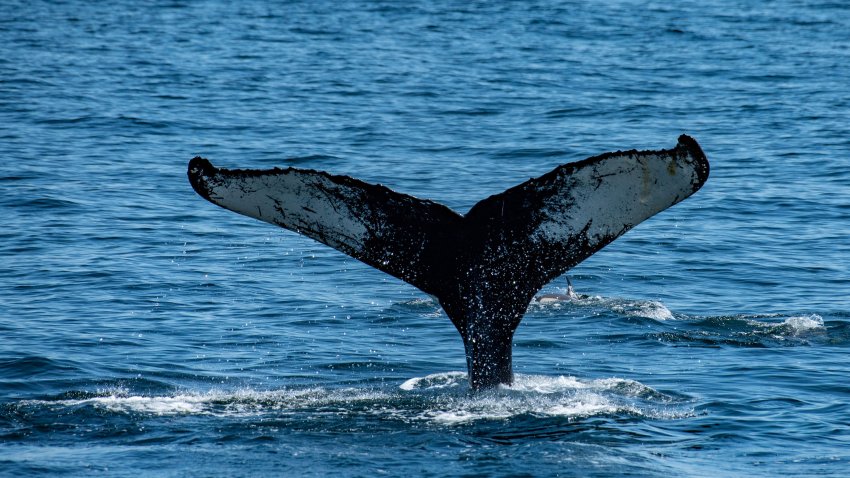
<box><xmin>650</xmin><ymin>313</ymin><xmax>828</xmax><ymax>348</ymax></box>
<box><xmin>751</xmin><ymin>314</ymin><xmax>826</xmax><ymax>338</ymax></box>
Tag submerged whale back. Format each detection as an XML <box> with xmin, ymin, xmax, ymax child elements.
<box><xmin>188</xmin><ymin>135</ymin><xmax>709</xmax><ymax>389</ymax></box>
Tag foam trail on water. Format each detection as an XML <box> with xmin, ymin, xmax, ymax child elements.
<box><xmin>20</xmin><ymin>387</ymin><xmax>394</xmax><ymax>416</ymax></box>
<box><xmin>17</xmin><ymin>373</ymin><xmax>692</xmax><ymax>425</ymax></box>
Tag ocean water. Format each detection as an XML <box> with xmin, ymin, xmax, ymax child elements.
<box><xmin>2</xmin><ymin>0</ymin><xmax>849</xmax><ymax>476</ymax></box>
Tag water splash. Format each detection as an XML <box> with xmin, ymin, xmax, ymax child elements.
<box><xmin>753</xmin><ymin>314</ymin><xmax>825</xmax><ymax>338</ymax></box>
<box><xmin>400</xmin><ymin>371</ymin><xmax>466</xmax><ymax>391</ymax></box>
<box><xmin>13</xmin><ymin>373</ymin><xmax>693</xmax><ymax>426</ymax></box>
<box><xmin>611</xmin><ymin>300</ymin><xmax>675</xmax><ymax>321</ymax></box>
<box><xmin>400</xmin><ymin>372</ymin><xmax>692</xmax><ymax>425</ymax></box>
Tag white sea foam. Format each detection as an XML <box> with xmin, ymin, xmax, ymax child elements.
<box><xmin>23</xmin><ymin>391</ymin><xmax>211</xmax><ymax>416</ymax></box>
<box><xmin>612</xmin><ymin>300</ymin><xmax>675</xmax><ymax>320</ymax></box>
<box><xmin>401</xmin><ymin>372</ymin><xmax>689</xmax><ymax>424</ymax></box>
<box><xmin>27</xmin><ymin>387</ymin><xmax>393</xmax><ymax>416</ymax></box>
<box><xmin>744</xmin><ymin>313</ymin><xmax>826</xmax><ymax>338</ymax></box>
<box><xmin>419</xmin><ymin>389</ymin><xmax>625</xmax><ymax>425</ymax></box>
<box><xmin>781</xmin><ymin>314</ymin><xmax>824</xmax><ymax>333</ymax></box>
<box><xmin>399</xmin><ymin>371</ymin><xmax>466</xmax><ymax>391</ymax></box>
<box><xmin>401</xmin><ymin>372</ymin><xmax>659</xmax><ymax>397</ymax></box>
<box><xmin>22</xmin><ymin>373</ymin><xmax>690</xmax><ymax>425</ymax></box>
<box><xmin>83</xmin><ymin>394</ymin><xmax>210</xmax><ymax>414</ymax></box>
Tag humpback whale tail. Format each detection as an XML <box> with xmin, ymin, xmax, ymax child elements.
<box><xmin>188</xmin><ymin>135</ymin><xmax>709</xmax><ymax>389</ymax></box>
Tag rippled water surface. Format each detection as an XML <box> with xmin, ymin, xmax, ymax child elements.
<box><xmin>2</xmin><ymin>1</ymin><xmax>849</xmax><ymax>476</ymax></box>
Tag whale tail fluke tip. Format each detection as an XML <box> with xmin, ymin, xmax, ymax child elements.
<box><xmin>188</xmin><ymin>157</ymin><xmax>216</xmax><ymax>200</ymax></box>
<box><xmin>677</xmin><ymin>134</ymin><xmax>710</xmax><ymax>185</ymax></box>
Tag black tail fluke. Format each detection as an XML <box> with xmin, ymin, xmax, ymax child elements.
<box><xmin>189</xmin><ymin>135</ymin><xmax>709</xmax><ymax>389</ymax></box>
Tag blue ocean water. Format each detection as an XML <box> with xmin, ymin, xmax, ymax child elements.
<box><xmin>2</xmin><ymin>0</ymin><xmax>849</xmax><ymax>476</ymax></box>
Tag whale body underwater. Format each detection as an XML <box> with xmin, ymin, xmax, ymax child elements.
<box><xmin>188</xmin><ymin>135</ymin><xmax>709</xmax><ymax>390</ymax></box>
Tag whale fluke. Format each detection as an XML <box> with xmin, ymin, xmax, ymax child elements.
<box><xmin>188</xmin><ymin>135</ymin><xmax>709</xmax><ymax>389</ymax></box>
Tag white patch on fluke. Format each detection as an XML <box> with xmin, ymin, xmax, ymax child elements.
<box><xmin>532</xmin><ymin>152</ymin><xmax>700</xmax><ymax>246</ymax></box>
<box><xmin>207</xmin><ymin>171</ymin><xmax>371</xmax><ymax>253</ymax></box>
